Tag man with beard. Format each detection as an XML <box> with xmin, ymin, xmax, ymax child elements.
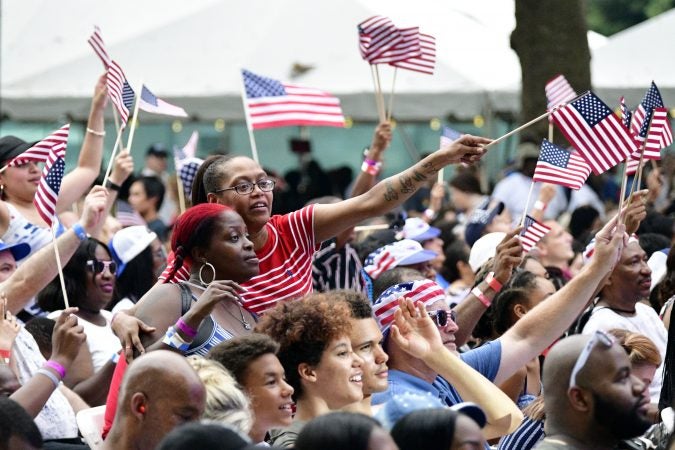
<box><xmin>581</xmin><ymin>236</ymin><xmax>666</xmax><ymax>403</ymax></box>
<box><xmin>535</xmin><ymin>333</ymin><xmax>651</xmax><ymax>449</ymax></box>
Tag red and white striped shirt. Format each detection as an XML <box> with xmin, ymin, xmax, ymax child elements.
<box><xmin>160</xmin><ymin>205</ymin><xmax>318</xmax><ymax>314</ymax></box>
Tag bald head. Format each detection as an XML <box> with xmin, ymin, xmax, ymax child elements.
<box><xmin>113</xmin><ymin>351</ymin><xmax>206</xmax><ymax>450</ymax></box>
<box><xmin>542</xmin><ymin>334</ymin><xmax>651</xmax><ymax>445</ymax></box>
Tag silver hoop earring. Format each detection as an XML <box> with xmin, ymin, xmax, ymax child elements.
<box><xmin>198</xmin><ymin>261</ymin><xmax>216</xmax><ymax>286</ymax></box>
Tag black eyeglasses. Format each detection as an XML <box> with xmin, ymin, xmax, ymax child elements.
<box><xmin>86</xmin><ymin>259</ymin><xmax>117</xmax><ymax>275</ymax></box>
<box><xmin>428</xmin><ymin>309</ymin><xmax>457</xmax><ymax>327</ymax></box>
<box><xmin>214</xmin><ymin>179</ymin><xmax>276</xmax><ymax>195</ymax></box>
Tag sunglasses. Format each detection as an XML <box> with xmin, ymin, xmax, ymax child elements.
<box><xmin>568</xmin><ymin>330</ymin><xmax>614</xmax><ymax>389</ymax></box>
<box><xmin>86</xmin><ymin>259</ymin><xmax>117</xmax><ymax>275</ymax></box>
<box><xmin>427</xmin><ymin>309</ymin><xmax>457</xmax><ymax>327</ymax></box>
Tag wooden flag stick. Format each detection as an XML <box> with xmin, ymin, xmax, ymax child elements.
<box><xmin>239</xmin><ymin>70</ymin><xmax>260</xmax><ymax>164</ymax></box>
<box><xmin>51</xmin><ymin>222</ymin><xmax>70</xmax><ymax>309</ymax></box>
<box><xmin>123</xmin><ymin>78</ymin><xmax>143</xmax><ymax>160</ymax></box>
<box><xmin>386</xmin><ymin>68</ymin><xmax>398</xmax><ymax>122</ymax></box>
<box><xmin>371</xmin><ymin>65</ymin><xmax>386</xmax><ymax>122</ymax></box>
<box><xmin>102</xmin><ymin>120</ymin><xmax>125</xmax><ymax>186</ymax></box>
<box><xmin>520</xmin><ymin>181</ymin><xmax>536</xmax><ymax>227</ymax></box>
<box><xmin>548</xmin><ymin>121</ymin><xmax>554</xmax><ymax>142</ymax></box>
<box><xmin>113</xmin><ymin>107</ymin><xmax>121</xmax><ymax>136</ymax></box>
<box><xmin>628</xmin><ymin>118</ymin><xmax>655</xmax><ymax>199</ymax></box>
<box><xmin>617</xmin><ymin>159</ymin><xmax>630</xmax><ymax>225</ymax></box>
<box><xmin>354</xmin><ymin>223</ymin><xmax>389</xmax><ymax>232</ymax></box>
<box><xmin>176</xmin><ymin>176</ymin><xmax>187</xmax><ymax>214</ymax></box>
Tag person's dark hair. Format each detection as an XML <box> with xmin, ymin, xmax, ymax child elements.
<box><xmin>191</xmin><ymin>155</ymin><xmax>236</xmax><ymax>205</ymax></box>
<box><xmin>390</xmin><ymin>408</ymin><xmax>460</xmax><ymax>450</ymax></box>
<box><xmin>156</xmin><ymin>422</ymin><xmax>249</xmax><ymax>450</ymax></box>
<box><xmin>295</xmin><ymin>412</ymin><xmax>382</xmax><ymax>450</ymax></box>
<box><xmin>354</xmin><ymin>229</ymin><xmax>398</xmax><ymax>265</ymax></box>
<box><xmin>440</xmin><ymin>240</ymin><xmax>469</xmax><ymax>283</ymax></box>
<box><xmin>0</xmin><ymin>397</ymin><xmax>43</xmax><ymax>449</ymax></box>
<box><xmin>660</xmin><ymin>309</ymin><xmax>675</xmax><ymax>410</ymax></box>
<box><xmin>164</xmin><ymin>203</ymin><xmax>234</xmax><ymax>283</ymax></box>
<box><xmin>256</xmin><ymin>293</ymin><xmax>352</xmax><ymax>399</ymax></box>
<box><xmin>111</xmin><ymin>246</ymin><xmax>154</xmax><ymax>307</ymax></box>
<box><xmin>136</xmin><ymin>176</ymin><xmax>166</xmax><ymax>211</ymax></box>
<box><xmin>372</xmin><ymin>267</ymin><xmax>425</xmax><ymax>301</ymax></box>
<box><xmin>638</xmin><ymin>211</ymin><xmax>674</xmax><ymax>241</ymax></box>
<box><xmin>638</xmin><ymin>233</ymin><xmax>670</xmax><ymax>259</ymax></box>
<box><xmin>37</xmin><ymin>238</ymin><xmax>112</xmax><ymax>312</ymax></box>
<box><xmin>568</xmin><ymin>205</ymin><xmax>600</xmax><ymax>241</ymax></box>
<box><xmin>653</xmin><ymin>242</ymin><xmax>675</xmax><ymax>312</ymax></box>
<box><xmin>208</xmin><ymin>333</ymin><xmax>280</xmax><ymax>385</ymax></box>
<box><xmin>449</xmin><ymin>172</ymin><xmax>482</xmax><ymax>195</ymax></box>
<box><xmin>328</xmin><ymin>290</ymin><xmax>373</xmax><ymax>319</ymax></box>
<box><xmin>23</xmin><ymin>317</ymin><xmax>55</xmax><ymax>360</ymax></box>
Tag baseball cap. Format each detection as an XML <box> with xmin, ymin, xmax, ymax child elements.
<box><xmin>402</xmin><ymin>217</ymin><xmax>441</xmax><ymax>242</ymax></box>
<box><xmin>450</xmin><ymin>402</ymin><xmax>487</xmax><ymax>428</ymax></box>
<box><xmin>364</xmin><ymin>239</ymin><xmax>438</xmax><ymax>280</ymax></box>
<box><xmin>374</xmin><ymin>392</ymin><xmax>445</xmax><ymax>430</ymax></box>
<box><xmin>648</xmin><ymin>248</ymin><xmax>669</xmax><ymax>291</ymax></box>
<box><xmin>468</xmin><ymin>232</ymin><xmax>506</xmax><ymax>272</ymax></box>
<box><xmin>518</xmin><ymin>141</ymin><xmax>540</xmax><ymax>163</ymax></box>
<box><xmin>109</xmin><ymin>226</ymin><xmax>158</xmax><ymax>276</ymax></box>
<box><xmin>146</xmin><ymin>143</ymin><xmax>168</xmax><ymax>158</ymax></box>
<box><xmin>373</xmin><ymin>278</ymin><xmax>446</xmax><ymax>332</ymax></box>
<box><xmin>0</xmin><ymin>136</ymin><xmax>34</xmax><ymax>165</ymax></box>
<box><xmin>464</xmin><ymin>200</ymin><xmax>505</xmax><ymax>247</ymax></box>
<box><xmin>0</xmin><ymin>239</ymin><xmax>30</xmax><ymax>262</ymax></box>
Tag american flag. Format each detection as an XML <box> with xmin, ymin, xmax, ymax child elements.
<box><xmin>34</xmin><ymin>144</ymin><xmax>66</xmax><ymax>226</ymax></box>
<box><xmin>552</xmin><ymin>92</ymin><xmax>636</xmax><ymax>175</ymax></box>
<box><xmin>545</xmin><ymin>75</ymin><xmax>576</xmax><ymax>109</ymax></box>
<box><xmin>122</xmin><ymin>80</ymin><xmax>135</xmax><ymax>111</ymax></box>
<box><xmin>115</xmin><ymin>200</ymin><xmax>146</xmax><ymax>227</ymax></box>
<box><xmin>174</xmin><ymin>131</ymin><xmax>203</xmax><ymax>199</ymax></box>
<box><xmin>88</xmin><ymin>26</ymin><xmax>111</xmax><ymax>68</ymax></box>
<box><xmin>519</xmin><ymin>215</ymin><xmax>551</xmax><ymax>253</ymax></box>
<box><xmin>440</xmin><ymin>125</ymin><xmax>463</xmax><ymax>148</ymax></box>
<box><xmin>626</xmin><ymin>156</ymin><xmax>640</xmax><ymax>177</ymax></box>
<box><xmin>643</xmin><ymin>107</ymin><xmax>673</xmax><ymax>158</ymax></box>
<box><xmin>373</xmin><ymin>279</ymin><xmax>446</xmax><ymax>331</ymax></box>
<box><xmin>363</xmin><ymin>246</ymin><xmax>396</xmax><ymax>280</ymax></box>
<box><xmin>533</xmin><ymin>139</ymin><xmax>591</xmax><ymax>190</ymax></box>
<box><xmin>369</xmin><ymin>27</ymin><xmax>421</xmax><ymax>65</ymax></box>
<box><xmin>620</xmin><ymin>96</ymin><xmax>632</xmax><ymax>130</ymax></box>
<box><xmin>242</xmin><ymin>69</ymin><xmax>345</xmax><ymax>130</ymax></box>
<box><xmin>389</xmin><ymin>32</ymin><xmax>436</xmax><ymax>75</ymax></box>
<box><xmin>138</xmin><ymin>85</ymin><xmax>188</xmax><ymax>117</ymax></box>
<box><xmin>630</xmin><ymin>82</ymin><xmax>670</xmax><ymax>160</ymax></box>
<box><xmin>6</xmin><ymin>124</ymin><xmax>70</xmax><ymax>168</ymax></box>
<box><xmin>358</xmin><ymin>16</ymin><xmax>404</xmax><ymax>63</ymax></box>
<box><xmin>107</xmin><ymin>61</ymin><xmax>130</xmax><ymax>124</ymax></box>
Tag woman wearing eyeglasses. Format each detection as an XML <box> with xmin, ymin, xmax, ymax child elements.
<box><xmin>37</xmin><ymin>237</ymin><xmax>121</xmax><ymax>372</ymax></box>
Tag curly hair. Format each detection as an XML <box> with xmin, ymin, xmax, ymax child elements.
<box><xmin>256</xmin><ymin>293</ymin><xmax>352</xmax><ymax>399</ymax></box>
<box><xmin>208</xmin><ymin>333</ymin><xmax>280</xmax><ymax>385</ymax></box>
<box><xmin>37</xmin><ymin>237</ymin><xmax>112</xmax><ymax>312</ymax></box>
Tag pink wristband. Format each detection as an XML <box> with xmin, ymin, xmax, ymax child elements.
<box><xmin>176</xmin><ymin>318</ymin><xmax>198</xmax><ymax>339</ymax></box>
<box><xmin>471</xmin><ymin>286</ymin><xmax>492</xmax><ymax>308</ymax></box>
<box><xmin>44</xmin><ymin>360</ymin><xmax>66</xmax><ymax>379</ymax></box>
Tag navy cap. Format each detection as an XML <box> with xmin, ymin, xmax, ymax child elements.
<box><xmin>464</xmin><ymin>200</ymin><xmax>505</xmax><ymax>247</ymax></box>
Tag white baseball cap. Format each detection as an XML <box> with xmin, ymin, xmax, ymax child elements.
<box><xmin>468</xmin><ymin>232</ymin><xmax>506</xmax><ymax>272</ymax></box>
<box><xmin>109</xmin><ymin>226</ymin><xmax>158</xmax><ymax>276</ymax></box>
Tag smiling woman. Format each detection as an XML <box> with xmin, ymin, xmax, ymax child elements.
<box><xmin>37</xmin><ymin>237</ymin><xmax>121</xmax><ymax>372</ymax></box>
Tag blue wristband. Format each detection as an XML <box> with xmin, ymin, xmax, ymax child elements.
<box><xmin>72</xmin><ymin>223</ymin><xmax>87</xmax><ymax>241</ymax></box>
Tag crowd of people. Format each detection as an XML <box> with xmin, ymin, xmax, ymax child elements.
<box><xmin>2</xmin><ymin>76</ymin><xmax>675</xmax><ymax>450</ymax></box>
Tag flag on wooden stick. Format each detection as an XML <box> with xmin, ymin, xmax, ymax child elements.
<box><xmin>6</xmin><ymin>124</ymin><xmax>70</xmax><ymax>168</ymax></box>
<box><xmin>34</xmin><ymin>144</ymin><xmax>66</xmax><ymax>226</ymax></box>
<box><xmin>519</xmin><ymin>215</ymin><xmax>551</xmax><ymax>253</ymax></box>
<box><xmin>533</xmin><ymin>139</ymin><xmax>591</xmax><ymax>190</ymax></box>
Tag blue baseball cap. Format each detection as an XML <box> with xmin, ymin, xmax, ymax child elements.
<box><xmin>464</xmin><ymin>200</ymin><xmax>505</xmax><ymax>247</ymax></box>
<box><xmin>0</xmin><ymin>240</ymin><xmax>30</xmax><ymax>262</ymax></box>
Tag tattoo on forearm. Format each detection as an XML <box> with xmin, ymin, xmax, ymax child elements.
<box><xmin>422</xmin><ymin>162</ymin><xmax>438</xmax><ymax>174</ymax></box>
<box><xmin>384</xmin><ymin>180</ymin><xmax>399</xmax><ymax>201</ymax></box>
<box><xmin>412</xmin><ymin>170</ymin><xmax>427</xmax><ymax>182</ymax></box>
<box><xmin>399</xmin><ymin>175</ymin><xmax>415</xmax><ymax>194</ymax></box>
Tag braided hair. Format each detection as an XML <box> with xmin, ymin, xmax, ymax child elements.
<box><xmin>163</xmin><ymin>203</ymin><xmax>234</xmax><ymax>283</ymax></box>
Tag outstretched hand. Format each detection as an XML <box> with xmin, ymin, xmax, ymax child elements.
<box><xmin>441</xmin><ymin>135</ymin><xmax>492</xmax><ymax>166</ymax></box>
<box><xmin>79</xmin><ymin>186</ymin><xmax>109</xmax><ymax>235</ymax></box>
<box><xmin>92</xmin><ymin>73</ymin><xmax>109</xmax><ymax>111</ymax></box>
<box><xmin>390</xmin><ymin>298</ymin><xmax>443</xmax><ymax>360</ymax></box>
<box><xmin>588</xmin><ymin>214</ymin><xmax>626</xmax><ymax>275</ymax></box>
<box><xmin>370</xmin><ymin>122</ymin><xmax>393</xmax><ymax>153</ymax></box>
<box><xmin>492</xmin><ymin>227</ymin><xmax>523</xmax><ymax>284</ymax></box>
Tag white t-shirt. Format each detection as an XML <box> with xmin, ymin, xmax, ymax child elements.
<box><xmin>582</xmin><ymin>302</ymin><xmax>667</xmax><ymax>403</ymax></box>
<box><xmin>48</xmin><ymin>310</ymin><xmax>121</xmax><ymax>372</ymax></box>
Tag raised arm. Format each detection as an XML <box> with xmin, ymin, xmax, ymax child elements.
<box><xmin>314</xmin><ymin>134</ymin><xmax>491</xmax><ymax>243</ymax></box>
<box><xmin>390</xmin><ymin>298</ymin><xmax>523</xmax><ymax>439</ymax></box>
<box><xmin>56</xmin><ymin>74</ymin><xmax>107</xmax><ymax>213</ymax></box>
<box><xmin>495</xmin><ymin>215</ymin><xmax>626</xmax><ymax>384</ymax></box>
<box><xmin>350</xmin><ymin>122</ymin><xmax>392</xmax><ymax>198</ymax></box>
<box><xmin>4</xmin><ymin>187</ymin><xmax>108</xmax><ymax>314</ymax></box>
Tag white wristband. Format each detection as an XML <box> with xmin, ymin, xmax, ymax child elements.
<box><xmin>533</xmin><ymin>200</ymin><xmax>547</xmax><ymax>212</ymax></box>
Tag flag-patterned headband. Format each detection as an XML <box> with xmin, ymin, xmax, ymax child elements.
<box><xmin>373</xmin><ymin>279</ymin><xmax>446</xmax><ymax>332</ymax></box>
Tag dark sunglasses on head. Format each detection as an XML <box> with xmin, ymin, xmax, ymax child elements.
<box><xmin>86</xmin><ymin>259</ymin><xmax>117</xmax><ymax>275</ymax></box>
<box><xmin>427</xmin><ymin>309</ymin><xmax>457</xmax><ymax>327</ymax></box>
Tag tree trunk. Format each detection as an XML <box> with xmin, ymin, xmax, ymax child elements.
<box><xmin>511</xmin><ymin>0</ymin><xmax>591</xmax><ymax>142</ymax></box>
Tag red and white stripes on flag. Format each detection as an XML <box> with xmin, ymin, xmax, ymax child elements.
<box><xmin>242</xmin><ymin>69</ymin><xmax>345</xmax><ymax>130</ymax></box>
<box><xmin>34</xmin><ymin>144</ymin><xmax>67</xmax><ymax>227</ymax></box>
<box><xmin>6</xmin><ymin>124</ymin><xmax>70</xmax><ymax>168</ymax></box>
<box><xmin>369</xmin><ymin>27</ymin><xmax>421</xmax><ymax>64</ymax></box>
<box><xmin>519</xmin><ymin>215</ymin><xmax>551</xmax><ymax>253</ymax></box>
<box><xmin>358</xmin><ymin>16</ymin><xmax>404</xmax><ymax>63</ymax></box>
<box><xmin>107</xmin><ymin>61</ymin><xmax>130</xmax><ymax>125</ymax></box>
<box><xmin>545</xmin><ymin>75</ymin><xmax>576</xmax><ymax>109</ymax></box>
<box><xmin>88</xmin><ymin>26</ymin><xmax>111</xmax><ymax>68</ymax></box>
<box><xmin>373</xmin><ymin>279</ymin><xmax>446</xmax><ymax>331</ymax></box>
<box><xmin>626</xmin><ymin>156</ymin><xmax>641</xmax><ymax>176</ymax></box>
<box><xmin>533</xmin><ymin>139</ymin><xmax>592</xmax><ymax>190</ymax></box>
<box><xmin>551</xmin><ymin>92</ymin><xmax>636</xmax><ymax>175</ymax></box>
<box><xmin>389</xmin><ymin>33</ymin><xmax>436</xmax><ymax>75</ymax></box>
<box><xmin>642</xmin><ymin>107</ymin><xmax>673</xmax><ymax>159</ymax></box>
